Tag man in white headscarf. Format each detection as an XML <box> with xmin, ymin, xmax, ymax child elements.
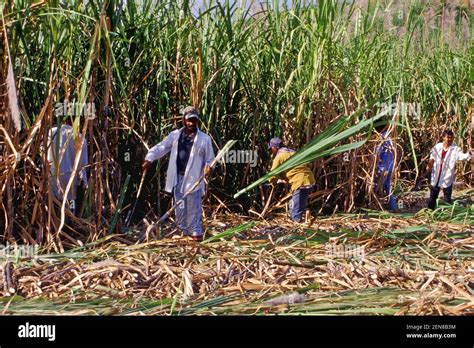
<box><xmin>47</xmin><ymin>118</ymin><xmax>88</xmax><ymax>214</ymax></box>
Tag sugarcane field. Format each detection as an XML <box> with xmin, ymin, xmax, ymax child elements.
<box><xmin>1</xmin><ymin>0</ymin><xmax>474</xmax><ymax>327</ymax></box>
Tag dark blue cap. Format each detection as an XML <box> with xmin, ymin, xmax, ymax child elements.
<box><xmin>268</xmin><ymin>137</ymin><xmax>282</xmax><ymax>149</ymax></box>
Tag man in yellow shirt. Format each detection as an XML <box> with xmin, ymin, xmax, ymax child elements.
<box><xmin>268</xmin><ymin>138</ymin><xmax>316</xmax><ymax>222</ymax></box>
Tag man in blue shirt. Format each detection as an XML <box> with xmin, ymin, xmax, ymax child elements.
<box><xmin>375</xmin><ymin>129</ymin><xmax>397</xmax><ymax>211</ymax></box>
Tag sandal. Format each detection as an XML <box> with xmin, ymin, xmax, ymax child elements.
<box><xmin>191</xmin><ymin>235</ymin><xmax>203</xmax><ymax>242</ymax></box>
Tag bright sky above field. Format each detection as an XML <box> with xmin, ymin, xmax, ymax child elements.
<box><xmin>188</xmin><ymin>0</ymin><xmax>323</xmax><ymax>16</ymax></box>
<box><xmin>193</xmin><ymin>0</ymin><xmax>301</xmax><ymax>7</ymax></box>
<box><xmin>192</xmin><ymin>0</ymin><xmax>317</xmax><ymax>10</ymax></box>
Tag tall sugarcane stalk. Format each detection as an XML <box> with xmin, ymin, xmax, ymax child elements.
<box><xmin>124</xmin><ymin>168</ymin><xmax>147</xmax><ymax>227</ymax></box>
<box><xmin>1</xmin><ymin>0</ymin><xmax>473</xmax><ymax>245</ymax></box>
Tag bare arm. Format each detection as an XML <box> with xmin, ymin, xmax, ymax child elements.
<box><xmin>412</xmin><ymin>158</ymin><xmax>434</xmax><ymax>191</ymax></box>
<box><xmin>424</xmin><ymin>158</ymin><xmax>434</xmax><ymax>176</ymax></box>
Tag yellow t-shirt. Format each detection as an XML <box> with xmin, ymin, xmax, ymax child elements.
<box><xmin>270</xmin><ymin>149</ymin><xmax>315</xmax><ymax>193</ymax></box>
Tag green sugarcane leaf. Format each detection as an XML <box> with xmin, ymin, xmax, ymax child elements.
<box><xmin>234</xmin><ymin>107</ymin><xmax>388</xmax><ymax>198</ymax></box>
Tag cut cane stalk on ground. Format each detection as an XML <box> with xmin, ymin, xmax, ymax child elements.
<box><xmin>1</xmin><ymin>207</ymin><xmax>472</xmax><ymax>315</ymax></box>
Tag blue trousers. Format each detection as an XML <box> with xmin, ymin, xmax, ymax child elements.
<box><xmin>289</xmin><ymin>186</ymin><xmax>312</xmax><ymax>222</ymax></box>
<box><xmin>174</xmin><ymin>175</ymin><xmax>202</xmax><ymax>236</ymax></box>
<box><xmin>382</xmin><ymin>174</ymin><xmax>397</xmax><ymax>211</ymax></box>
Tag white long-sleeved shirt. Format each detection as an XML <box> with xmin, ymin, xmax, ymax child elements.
<box><xmin>429</xmin><ymin>143</ymin><xmax>472</xmax><ymax>188</ymax></box>
<box><xmin>47</xmin><ymin>125</ymin><xmax>88</xmax><ymax>200</ymax></box>
<box><xmin>145</xmin><ymin>127</ymin><xmax>215</xmax><ymax>196</ymax></box>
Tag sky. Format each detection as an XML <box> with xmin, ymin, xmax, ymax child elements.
<box><xmin>191</xmin><ymin>0</ymin><xmax>319</xmax><ymax>12</ymax></box>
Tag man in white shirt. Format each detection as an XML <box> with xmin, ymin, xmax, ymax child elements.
<box><xmin>142</xmin><ymin>106</ymin><xmax>215</xmax><ymax>241</ymax></box>
<box><xmin>423</xmin><ymin>129</ymin><xmax>473</xmax><ymax>209</ymax></box>
<box><xmin>47</xmin><ymin>118</ymin><xmax>89</xmax><ymax>215</ymax></box>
